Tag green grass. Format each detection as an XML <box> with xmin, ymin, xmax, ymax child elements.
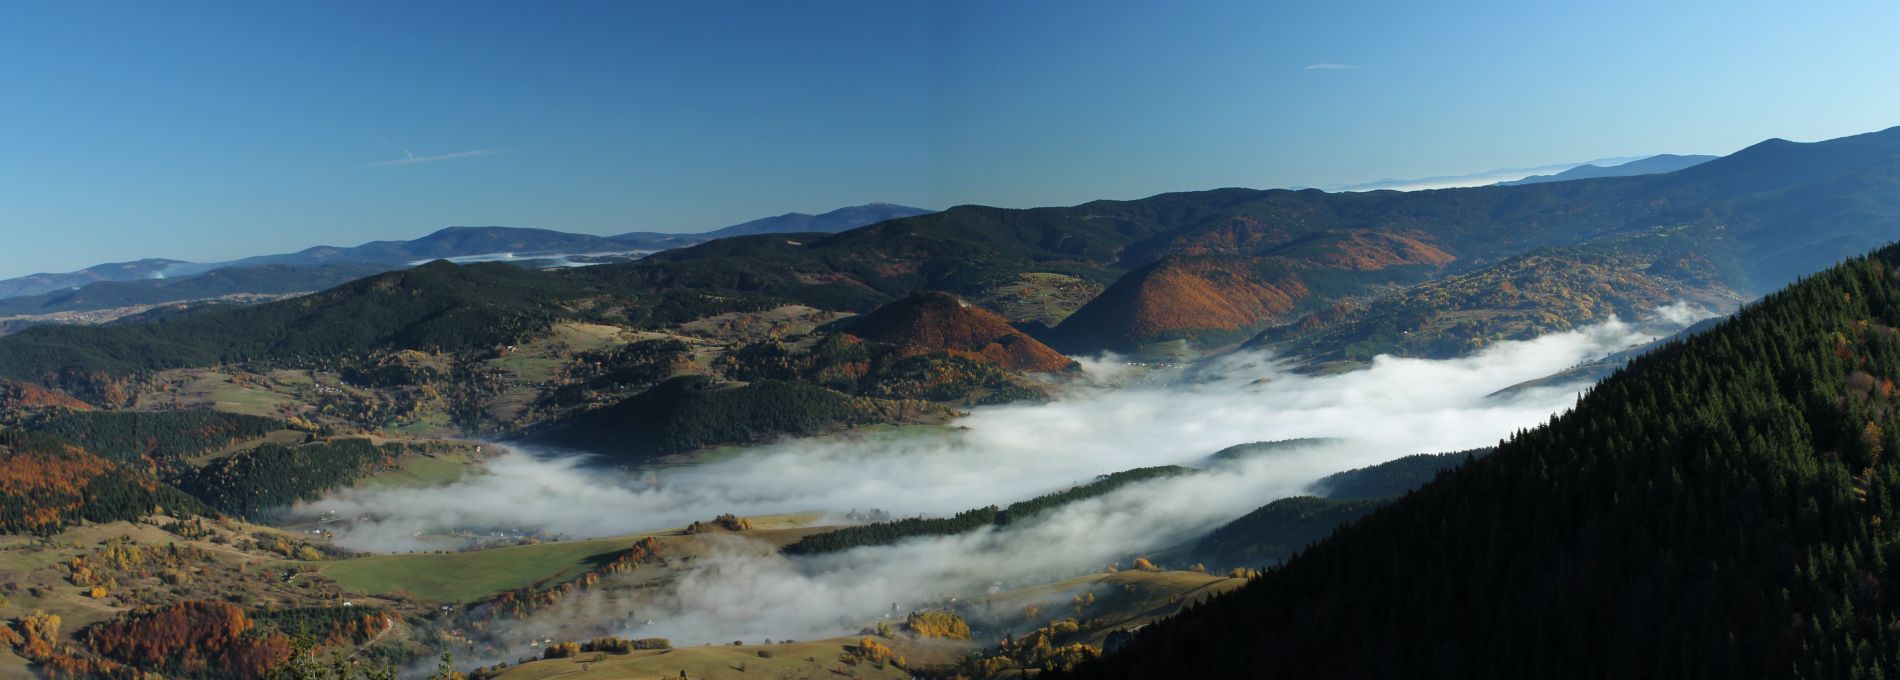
<box><xmin>492</xmin><ymin>355</ymin><xmax>565</xmax><ymax>382</ymax></box>
<box><xmin>493</xmin><ymin>637</ymin><xmax>927</xmax><ymax>680</ymax></box>
<box><xmin>320</xmin><ymin>535</ymin><xmax>647</xmax><ymax>603</ymax></box>
<box><xmin>383</xmin><ymin>411</ymin><xmax>457</xmax><ymax>438</ymax></box>
<box><xmin>189</xmin><ymin>429</ymin><xmax>311</xmax><ymax>465</ymax></box>
<box><xmin>201</xmin><ymin>381</ymin><xmax>298</xmax><ymax>416</ymax></box>
<box><xmin>682</xmin><ymin>422</ymin><xmax>953</xmax><ymax>466</ymax></box>
<box><xmin>354</xmin><ymin>454</ymin><xmax>480</xmax><ymax>490</ymax></box>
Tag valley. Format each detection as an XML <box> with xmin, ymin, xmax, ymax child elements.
<box><xmin>2</xmin><ymin>121</ymin><xmax>1900</xmax><ymax>678</ymax></box>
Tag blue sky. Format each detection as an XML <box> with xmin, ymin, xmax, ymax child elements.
<box><xmin>2</xmin><ymin>0</ymin><xmax>1897</xmax><ymax>278</ymax></box>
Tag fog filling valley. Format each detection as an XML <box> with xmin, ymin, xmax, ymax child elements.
<box><xmin>299</xmin><ymin>307</ymin><xmax>1713</xmax><ymax>648</ymax></box>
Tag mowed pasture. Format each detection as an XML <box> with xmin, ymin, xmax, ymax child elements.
<box><xmin>491</xmin><ymin>636</ymin><xmax>958</xmax><ymax>680</ymax></box>
<box><xmin>321</xmin><ymin>535</ymin><xmax>649</xmax><ymax>603</ymax></box>
<box><xmin>320</xmin><ymin>514</ymin><xmax>829</xmax><ymax>603</ymax></box>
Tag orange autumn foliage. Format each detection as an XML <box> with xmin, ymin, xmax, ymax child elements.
<box><xmin>86</xmin><ymin>600</ymin><xmax>290</xmax><ymax>678</ymax></box>
<box><xmin>849</xmin><ymin>291</ymin><xmax>1075</xmax><ymax>373</ymax></box>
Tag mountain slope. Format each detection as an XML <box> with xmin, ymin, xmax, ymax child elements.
<box><xmin>1060</xmin><ymin>243</ymin><xmax>1900</xmax><ymax>679</ymax></box>
<box><xmin>533</xmin><ymin>375</ymin><xmax>883</xmax><ymax>459</ymax></box>
<box><xmin>0</xmin><ymin>261</ymin><xmax>586</xmax><ymax>380</ymax></box>
<box><xmin>1497</xmin><ymin>153</ymin><xmax>1716</xmax><ymax>186</ymax></box>
<box><xmin>0</xmin><ymin>203</ymin><xmax>928</xmax><ymax>306</ymax></box>
<box><xmin>576</xmin><ymin>126</ymin><xmax>1900</xmax><ymax>355</ymax></box>
<box><xmin>1191</xmin><ymin>450</ymin><xmax>1483</xmax><ymax>571</ymax></box>
<box><xmin>692</xmin><ymin>203</ymin><xmax>932</xmax><ymax>239</ymax></box>
<box><xmin>0</xmin><ymin>259</ymin><xmax>188</xmax><ymax>299</ymax></box>
<box><xmin>1253</xmin><ymin>229</ymin><xmax>1744</xmax><ymax>362</ymax></box>
<box><xmin>0</xmin><ymin>263</ymin><xmax>393</xmax><ymax>316</ymax></box>
<box><xmin>196</xmin><ymin>226</ymin><xmax>637</xmax><ymax>273</ymax></box>
<box><xmin>1049</xmin><ymin>231</ymin><xmax>1454</xmax><ymax>353</ymax></box>
<box><xmin>844</xmin><ymin>291</ymin><xmax>1076</xmax><ymax>373</ymax></box>
<box><xmin>0</xmin><ymin>430</ymin><xmax>204</xmax><ymax>535</ymax></box>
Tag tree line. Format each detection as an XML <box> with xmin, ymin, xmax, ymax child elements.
<box><xmin>786</xmin><ymin>466</ymin><xmax>1190</xmax><ymax>555</ymax></box>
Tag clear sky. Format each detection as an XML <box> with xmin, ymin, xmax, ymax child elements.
<box><xmin>2</xmin><ymin>0</ymin><xmax>1898</xmax><ymax>278</ymax></box>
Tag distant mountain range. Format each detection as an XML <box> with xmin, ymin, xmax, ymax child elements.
<box><xmin>553</xmin><ymin>125</ymin><xmax>1900</xmax><ymax>357</ymax></box>
<box><xmin>1495</xmin><ymin>153</ymin><xmax>1716</xmax><ymax>186</ymax></box>
<box><xmin>616</xmin><ymin>202</ymin><xmax>931</xmax><ymax>242</ymax></box>
<box><xmin>1319</xmin><ymin>155</ymin><xmax>1653</xmax><ymax>192</ymax></box>
<box><xmin>0</xmin><ymin>259</ymin><xmax>189</xmax><ymax>300</ymax></box>
<box><xmin>0</xmin><ymin>203</ymin><xmax>932</xmax><ymax>315</ymax></box>
<box><xmin>8</xmin><ymin>125</ymin><xmax>1900</xmax><ymax>365</ymax></box>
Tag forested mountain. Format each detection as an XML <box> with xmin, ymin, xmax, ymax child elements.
<box><xmin>1192</xmin><ymin>449</ymin><xmax>1484</xmax><ymax>570</ymax></box>
<box><xmin>4</xmin><ymin>127</ymin><xmax>1898</xmax><ymax>379</ymax></box>
<box><xmin>1252</xmin><ymin>229</ymin><xmax>1741</xmax><ymax>362</ymax></box>
<box><xmin>1058</xmin><ymin>242</ymin><xmax>1900</xmax><ymax>679</ymax></box>
<box><xmin>670</xmin><ymin>202</ymin><xmax>932</xmax><ymax>239</ymax></box>
<box><xmin>1497</xmin><ymin>153</ymin><xmax>1716</xmax><ymax>186</ymax></box>
<box><xmin>27</xmin><ymin>411</ymin><xmax>292</xmax><ymax>465</ymax></box>
<box><xmin>843</xmin><ymin>291</ymin><xmax>1076</xmax><ymax>373</ymax></box>
<box><xmin>199</xmin><ymin>226</ymin><xmax>638</xmax><ymax>272</ymax></box>
<box><xmin>0</xmin><ymin>259</ymin><xmax>187</xmax><ymax>300</ymax></box>
<box><xmin>534</xmin><ymin>375</ymin><xmax>899</xmax><ymax>460</ymax></box>
<box><xmin>0</xmin><ymin>261</ymin><xmax>586</xmax><ymax>380</ymax></box>
<box><xmin>0</xmin><ymin>430</ymin><xmax>204</xmax><ymax>534</ymax></box>
<box><xmin>0</xmin><ymin>204</ymin><xmax>929</xmax><ymax>309</ymax></box>
<box><xmin>0</xmin><ymin>378</ymin><xmax>92</xmax><ymax>411</ymax></box>
<box><xmin>0</xmin><ymin>263</ymin><xmax>391</xmax><ymax>316</ymax></box>
<box><xmin>574</xmin><ymin>126</ymin><xmax>1900</xmax><ymax>354</ymax></box>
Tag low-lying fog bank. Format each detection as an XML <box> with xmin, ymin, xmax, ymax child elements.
<box><xmin>299</xmin><ymin>306</ymin><xmax>1713</xmax><ymax>646</ymax></box>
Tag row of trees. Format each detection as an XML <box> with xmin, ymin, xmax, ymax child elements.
<box><xmin>786</xmin><ymin>466</ymin><xmax>1190</xmax><ymax>555</ymax></box>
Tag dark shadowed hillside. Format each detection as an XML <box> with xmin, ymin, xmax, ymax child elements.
<box><xmin>533</xmin><ymin>375</ymin><xmax>883</xmax><ymax>460</ymax></box>
<box><xmin>0</xmin><ymin>261</ymin><xmax>587</xmax><ymax>380</ymax></box>
<box><xmin>1059</xmin><ymin>243</ymin><xmax>1900</xmax><ymax>679</ymax></box>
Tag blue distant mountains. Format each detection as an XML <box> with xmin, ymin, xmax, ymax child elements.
<box><xmin>0</xmin><ymin>203</ymin><xmax>931</xmax><ymax>314</ymax></box>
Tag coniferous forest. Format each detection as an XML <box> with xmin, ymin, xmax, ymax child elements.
<box><xmin>1060</xmin><ymin>245</ymin><xmax>1900</xmax><ymax>679</ymax></box>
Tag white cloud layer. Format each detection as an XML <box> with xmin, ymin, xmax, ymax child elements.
<box><xmin>301</xmin><ymin>308</ymin><xmax>1714</xmax><ymax>647</ymax></box>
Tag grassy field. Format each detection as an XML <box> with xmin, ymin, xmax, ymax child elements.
<box><xmin>492</xmin><ymin>636</ymin><xmax>952</xmax><ymax>680</ymax></box>
<box><xmin>383</xmin><ymin>410</ymin><xmax>458</xmax><ymax>438</ymax></box>
<box><xmin>354</xmin><ymin>452</ymin><xmax>483</xmax><ymax>490</ymax></box>
<box><xmin>983</xmin><ymin>569</ymin><xmax>1246</xmax><ymax>646</ymax></box>
<box><xmin>321</xmin><ymin>512</ymin><xmax>829</xmax><ymax>604</ymax></box>
<box><xmin>320</xmin><ymin>535</ymin><xmax>655</xmax><ymax>602</ymax></box>
<box><xmin>0</xmin><ymin>519</ymin><xmax>372</xmax><ymax>663</ymax></box>
<box><xmin>0</xmin><ymin>646</ymin><xmax>31</xmax><ymax>679</ymax></box>
<box><xmin>178</xmin><ymin>371</ymin><xmax>301</xmax><ymax>416</ymax></box>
